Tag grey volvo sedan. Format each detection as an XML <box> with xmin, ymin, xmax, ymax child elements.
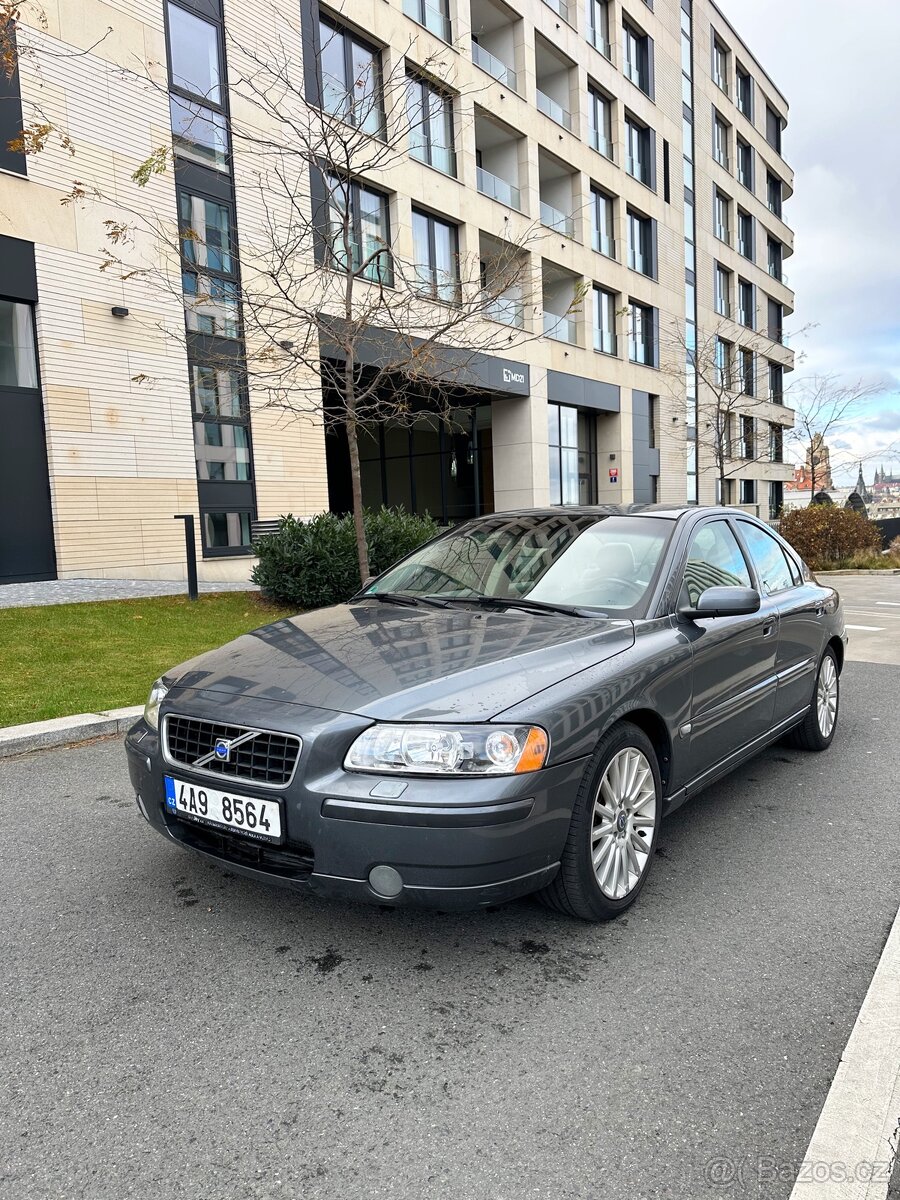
<box><xmin>125</xmin><ymin>506</ymin><xmax>846</xmax><ymax>921</ymax></box>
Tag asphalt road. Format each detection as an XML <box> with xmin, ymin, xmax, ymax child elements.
<box><xmin>2</xmin><ymin>662</ymin><xmax>898</xmax><ymax>1200</ymax></box>
<box><xmin>831</xmin><ymin>572</ymin><xmax>900</xmax><ymax>665</ymax></box>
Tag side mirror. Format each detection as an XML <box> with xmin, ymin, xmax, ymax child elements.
<box><xmin>680</xmin><ymin>586</ymin><xmax>761</xmax><ymax>621</ymax></box>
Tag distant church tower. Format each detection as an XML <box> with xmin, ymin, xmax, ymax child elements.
<box><xmin>854</xmin><ymin>463</ymin><xmax>872</xmax><ymax>504</ymax></box>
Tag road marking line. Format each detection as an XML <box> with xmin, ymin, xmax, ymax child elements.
<box><xmin>876</xmin><ymin>602</ymin><xmax>900</xmax><ymax>607</ymax></box>
<box><xmin>846</xmin><ymin>624</ymin><xmax>886</xmax><ymax>632</ymax></box>
<box><xmin>789</xmin><ymin>902</ymin><xmax>900</xmax><ymax>1199</ymax></box>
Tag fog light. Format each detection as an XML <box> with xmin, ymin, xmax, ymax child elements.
<box><xmin>368</xmin><ymin>865</ymin><xmax>403</xmax><ymax>898</ymax></box>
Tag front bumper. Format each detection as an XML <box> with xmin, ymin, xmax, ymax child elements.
<box><xmin>125</xmin><ymin>717</ymin><xmax>587</xmax><ymax>911</ymax></box>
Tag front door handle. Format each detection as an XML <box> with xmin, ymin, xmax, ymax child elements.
<box><xmin>762</xmin><ymin>620</ymin><xmax>776</xmax><ymax>638</ymax></box>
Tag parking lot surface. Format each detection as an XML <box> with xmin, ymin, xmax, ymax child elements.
<box><xmin>1</xmin><ymin>661</ymin><xmax>898</xmax><ymax>1200</ymax></box>
<box><xmin>830</xmin><ymin>572</ymin><xmax>900</xmax><ymax>665</ymax></box>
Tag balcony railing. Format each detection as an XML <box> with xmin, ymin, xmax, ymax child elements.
<box><xmin>739</xmin><ymin>308</ymin><xmax>754</xmax><ymax>328</ymax></box>
<box><xmin>594</xmin><ymin>329</ymin><xmax>616</xmax><ymax>355</ymax></box>
<box><xmin>630</xmin><ymin>247</ymin><xmax>650</xmax><ymax>275</ymax></box>
<box><xmin>540</xmin><ymin>200</ymin><xmax>575</xmax><ymax>238</ymax></box>
<box><xmin>715</xmin><ymin>149</ymin><xmax>730</xmax><ymax>171</ymax></box>
<box><xmin>590</xmin><ymin>127</ymin><xmax>615</xmax><ymax>161</ymax></box>
<box><xmin>627</xmin><ymin>155</ymin><xmax>651</xmax><ymax>185</ymax></box>
<box><xmin>768</xmin><ymin>264</ymin><xmax>789</xmax><ymax>285</ymax></box>
<box><xmin>588</xmin><ymin>26</ymin><xmax>612</xmax><ymax>60</ymax></box>
<box><xmin>542</xmin><ymin>0</ymin><xmax>570</xmax><ymax>22</ymax></box>
<box><xmin>485</xmin><ymin>294</ymin><xmax>525</xmax><ymax>328</ymax></box>
<box><xmin>471</xmin><ymin>41</ymin><xmax>518</xmax><ymax>92</ymax></box>
<box><xmin>715</xmin><ymin>223</ymin><xmax>731</xmax><ymax>244</ymax></box>
<box><xmin>411</xmin><ymin>143</ymin><xmax>457</xmax><ymax>177</ymax></box>
<box><xmin>767</xmin><ymin>388</ymin><xmax>784</xmax><ymax>405</ymax></box>
<box><xmin>536</xmin><ymin>89</ymin><xmax>573</xmax><ymax>132</ymax></box>
<box><xmin>403</xmin><ymin>0</ymin><xmax>451</xmax><ymax>41</ymax></box>
<box><xmin>768</xmin><ymin>197</ymin><xmax>783</xmax><ymax>218</ymax></box>
<box><xmin>738</xmin><ymin>236</ymin><xmax>752</xmax><ymax>258</ymax></box>
<box><xmin>476</xmin><ymin>165</ymin><xmax>521</xmax><ymax>210</ymax></box>
<box><xmin>544</xmin><ymin>310</ymin><xmax>578</xmax><ymax>344</ymax></box>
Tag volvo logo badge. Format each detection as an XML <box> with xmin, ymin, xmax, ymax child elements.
<box><xmin>214</xmin><ymin>738</ymin><xmax>232</xmax><ymax>762</ymax></box>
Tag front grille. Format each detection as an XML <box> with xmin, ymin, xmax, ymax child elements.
<box><xmin>169</xmin><ymin>819</ymin><xmax>314</xmax><ymax>880</ymax></box>
<box><xmin>164</xmin><ymin>714</ymin><xmax>301</xmax><ymax>787</ymax></box>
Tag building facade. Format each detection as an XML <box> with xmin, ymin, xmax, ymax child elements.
<box><xmin>0</xmin><ymin>0</ymin><xmax>795</xmax><ymax>583</ymax></box>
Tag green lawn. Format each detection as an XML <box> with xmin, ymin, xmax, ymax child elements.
<box><xmin>0</xmin><ymin>592</ymin><xmax>294</xmax><ymax>728</ymax></box>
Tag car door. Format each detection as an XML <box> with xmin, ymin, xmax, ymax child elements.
<box><xmin>677</xmin><ymin>517</ymin><xmax>779</xmax><ymax>781</ymax></box>
<box><xmin>735</xmin><ymin>519</ymin><xmax>823</xmax><ymax>726</ymax></box>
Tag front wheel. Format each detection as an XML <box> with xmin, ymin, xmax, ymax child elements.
<box><xmin>538</xmin><ymin>721</ymin><xmax>661</xmax><ymax>922</ymax></box>
<box><xmin>785</xmin><ymin>647</ymin><xmax>840</xmax><ymax>751</ymax></box>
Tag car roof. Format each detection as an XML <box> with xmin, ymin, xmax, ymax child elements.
<box><xmin>485</xmin><ymin>505</ymin><xmax>740</xmax><ymax>522</ymax></box>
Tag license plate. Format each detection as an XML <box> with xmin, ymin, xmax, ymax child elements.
<box><xmin>164</xmin><ymin>776</ymin><xmax>283</xmax><ymax>843</ymax></box>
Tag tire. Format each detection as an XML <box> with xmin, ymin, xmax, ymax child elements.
<box><xmin>784</xmin><ymin>646</ymin><xmax>840</xmax><ymax>752</ymax></box>
<box><xmin>538</xmin><ymin>721</ymin><xmax>662</xmax><ymax>922</ymax></box>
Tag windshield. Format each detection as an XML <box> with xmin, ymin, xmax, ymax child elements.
<box><xmin>366</xmin><ymin>513</ymin><xmax>673</xmax><ymax>615</ymax></box>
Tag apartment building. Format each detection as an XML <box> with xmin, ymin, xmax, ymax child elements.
<box><xmin>0</xmin><ymin>0</ymin><xmax>795</xmax><ymax>582</ymax></box>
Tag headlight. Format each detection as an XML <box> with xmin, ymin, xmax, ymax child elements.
<box><xmin>344</xmin><ymin>724</ymin><xmax>549</xmax><ymax>776</ymax></box>
<box><xmin>144</xmin><ymin>678</ymin><xmax>170</xmax><ymax>730</ymax></box>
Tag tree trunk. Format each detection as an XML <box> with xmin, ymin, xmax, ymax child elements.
<box><xmin>343</xmin><ymin>360</ymin><xmax>370</xmax><ymax>585</ymax></box>
<box><xmin>808</xmin><ymin>442</ymin><xmax>816</xmax><ymax>505</ymax></box>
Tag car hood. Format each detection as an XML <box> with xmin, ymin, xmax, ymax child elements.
<box><xmin>165</xmin><ymin>602</ymin><xmax>635</xmax><ymax>722</ymax></box>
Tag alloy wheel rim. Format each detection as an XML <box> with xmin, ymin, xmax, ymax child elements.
<box><xmin>817</xmin><ymin>656</ymin><xmax>838</xmax><ymax>738</ymax></box>
<box><xmin>591</xmin><ymin>747</ymin><xmax>657</xmax><ymax>901</ymax></box>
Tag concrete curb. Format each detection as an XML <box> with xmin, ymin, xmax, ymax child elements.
<box><xmin>0</xmin><ymin>706</ymin><xmax>143</xmax><ymax>758</ymax></box>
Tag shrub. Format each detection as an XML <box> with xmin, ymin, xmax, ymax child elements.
<box><xmin>779</xmin><ymin>506</ymin><xmax>882</xmax><ymax>570</ymax></box>
<box><xmin>251</xmin><ymin>506</ymin><xmax>441</xmax><ymax>610</ymax></box>
<box><xmin>890</xmin><ymin>536</ymin><xmax>900</xmax><ymax>562</ymax></box>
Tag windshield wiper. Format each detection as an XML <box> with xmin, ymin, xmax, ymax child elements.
<box><xmin>437</xmin><ymin>594</ymin><xmax>605</xmax><ymax>619</ymax></box>
<box><xmin>354</xmin><ymin>592</ymin><xmax>451</xmax><ymax>609</ymax></box>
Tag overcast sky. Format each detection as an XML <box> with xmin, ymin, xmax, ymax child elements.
<box><xmin>717</xmin><ymin>0</ymin><xmax>900</xmax><ymax>483</ymax></box>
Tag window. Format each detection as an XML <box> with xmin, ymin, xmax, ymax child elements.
<box><xmin>625</xmin><ymin>116</ymin><xmax>652</xmax><ymax>186</ymax></box>
<box><xmin>319</xmin><ymin>17</ymin><xmax>383</xmax><ymax>136</ymax></box>
<box><xmin>681</xmin><ymin>520</ymin><xmax>751</xmax><ymax>606</ymax></box>
<box><xmin>167</xmin><ymin>4</ymin><xmax>221</xmax><ymax>105</ymax></box>
<box><xmin>170</xmin><ymin>95</ymin><xmax>228</xmax><ymax>171</ymax></box>
<box><xmin>191</xmin><ymin>365</ymin><xmax>244</xmax><ymax>419</ymax></box>
<box><xmin>741</xmin><ymin>414</ymin><xmax>755</xmax><ymax>458</ymax></box>
<box><xmin>622</xmin><ymin>19</ymin><xmax>651</xmax><ymax>95</ymax></box>
<box><xmin>587</xmin><ymin>0</ymin><xmax>611</xmax><ymax>56</ymax></box>
<box><xmin>769</xmin><ymin>480</ymin><xmax>784</xmax><ymax>522</ymax></box>
<box><xmin>591</xmin><ymin>187</ymin><xmax>615</xmax><ymax>257</ymax></box>
<box><xmin>323</xmin><ymin>173</ymin><xmax>393</xmax><ymax>284</ymax></box>
<box><xmin>202</xmin><ymin>511</ymin><xmax>252</xmax><ymax>551</ymax></box>
<box><xmin>0</xmin><ymin>300</ymin><xmax>37</xmax><ymax>388</ymax></box>
<box><xmin>548</xmin><ymin>404</ymin><xmax>597</xmax><ymax>505</ymax></box>
<box><xmin>713</xmin><ymin>113</ymin><xmax>729</xmax><ymax>169</ymax></box>
<box><xmin>712</xmin><ymin>36</ymin><xmax>729</xmax><ymax>94</ymax></box>
<box><xmin>736</xmin><ymin>65</ymin><xmax>753</xmax><ymax>118</ymax></box>
<box><xmin>740</xmin><ymin>347</ymin><xmax>754</xmax><ymax>395</ymax></box>
<box><xmin>714</xmin><ymin>337</ymin><xmax>732</xmax><ymax>388</ymax></box>
<box><xmin>403</xmin><ymin>0</ymin><xmax>451</xmax><ymax>41</ymax></box>
<box><xmin>714</xmin><ymin>263</ymin><xmax>731</xmax><ymax>316</ymax></box>
<box><xmin>629</xmin><ymin>300</ymin><xmax>655</xmax><ymax>365</ymax></box>
<box><xmin>736</xmin><ymin>137</ymin><xmax>752</xmax><ymax>189</ymax></box>
<box><xmin>765</xmin><ymin>102</ymin><xmax>783</xmax><ymax>153</ymax></box>
<box><xmin>768</xmin><ymin>422</ymin><xmax>783</xmax><ymax>463</ymax></box>
<box><xmin>0</xmin><ymin>20</ymin><xmax>26</xmax><ymax>176</ymax></box>
<box><xmin>628</xmin><ymin>209</ymin><xmax>653</xmax><ymax>276</ymax></box>
<box><xmin>648</xmin><ymin>394</ymin><xmax>658</xmax><ymax>448</ymax></box>
<box><xmin>182</xmin><ymin>272</ymin><xmax>240</xmax><ymax>338</ymax></box>
<box><xmin>195</xmin><ymin>421</ymin><xmax>251</xmax><ymax>481</ymax></box>
<box><xmin>767</xmin><ymin>171</ymin><xmax>783</xmax><ymax>217</ymax></box>
<box><xmin>768</xmin><ymin>298</ymin><xmax>784</xmax><ymax>343</ymax></box>
<box><xmin>738</xmin><ymin>209</ymin><xmax>753</xmax><ymax>259</ymax></box>
<box><xmin>768</xmin><ymin>361</ymin><xmax>783</xmax><ymax>403</ymax></box>
<box><xmin>768</xmin><ymin>236</ymin><xmax>783</xmax><ymax>281</ymax></box>
<box><xmin>588</xmin><ymin>86</ymin><xmax>613</xmax><ymax>159</ymax></box>
<box><xmin>179</xmin><ymin>193</ymin><xmax>232</xmax><ymax>274</ymax></box>
<box><xmin>739</xmin><ymin>478</ymin><xmax>757</xmax><ymax>506</ymax></box>
<box><xmin>739</xmin><ymin>521</ymin><xmax>796</xmax><ymax>593</ymax></box>
<box><xmin>412</xmin><ymin>209</ymin><xmax>459</xmax><ymax>302</ymax></box>
<box><xmin>714</xmin><ymin>189</ymin><xmax>731</xmax><ymax>243</ymax></box>
<box><xmin>738</xmin><ymin>279</ymin><xmax>754</xmax><ymax>328</ymax></box>
<box><xmin>407</xmin><ymin>74</ymin><xmax>455</xmax><ymax>176</ymax></box>
<box><xmin>593</xmin><ymin>285</ymin><xmax>616</xmax><ymax>354</ymax></box>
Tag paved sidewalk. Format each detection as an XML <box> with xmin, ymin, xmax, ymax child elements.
<box><xmin>0</xmin><ymin>578</ymin><xmax>259</xmax><ymax>608</ymax></box>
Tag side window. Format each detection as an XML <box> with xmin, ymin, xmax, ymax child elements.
<box><xmin>681</xmin><ymin>520</ymin><xmax>751</xmax><ymax>607</ymax></box>
<box><xmin>739</xmin><ymin>521</ymin><xmax>794</xmax><ymax>594</ymax></box>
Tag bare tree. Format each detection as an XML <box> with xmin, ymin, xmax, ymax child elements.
<box><xmin>788</xmin><ymin>375</ymin><xmax>891</xmax><ymax>501</ymax></box>
<box><xmin>659</xmin><ymin>316</ymin><xmax>798</xmax><ymax>502</ymax></box>
<box><xmin>79</xmin><ymin>14</ymin><xmax>569</xmax><ymax>582</ymax></box>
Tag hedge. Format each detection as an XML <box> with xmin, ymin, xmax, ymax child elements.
<box><xmin>779</xmin><ymin>506</ymin><xmax>882</xmax><ymax>569</ymax></box>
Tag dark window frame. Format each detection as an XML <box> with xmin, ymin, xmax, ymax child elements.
<box><xmin>411</xmin><ymin>207</ymin><xmax>461</xmax><ymax>303</ymax></box>
<box><xmin>320</xmin><ymin>169</ymin><xmax>394</xmax><ymax>286</ymax></box>
<box><xmin>406</xmin><ymin>69</ymin><xmax>457</xmax><ymax>177</ymax></box>
<box><xmin>317</xmin><ymin>13</ymin><xmax>386</xmax><ymax>136</ymax></box>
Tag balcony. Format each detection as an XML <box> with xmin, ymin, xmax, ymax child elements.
<box><xmin>536</xmin><ymin>36</ymin><xmax>575</xmax><ymax>133</ymax></box>
<box><xmin>542</xmin><ymin>260</ymin><xmax>581</xmax><ymax>345</ymax></box>
<box><xmin>542</xmin><ymin>0</ymin><xmax>571</xmax><ymax>22</ymax></box>
<box><xmin>480</xmin><ymin>234</ymin><xmax>528</xmax><ymax>329</ymax></box>
<box><xmin>470</xmin><ymin>0</ymin><xmax>520</xmax><ymax>92</ymax></box>
<box><xmin>475</xmin><ymin>110</ymin><xmax>524</xmax><ymax>211</ymax></box>
<box><xmin>403</xmin><ymin>0</ymin><xmax>451</xmax><ymax>41</ymax></box>
<box><xmin>539</xmin><ymin>148</ymin><xmax>577</xmax><ymax>241</ymax></box>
